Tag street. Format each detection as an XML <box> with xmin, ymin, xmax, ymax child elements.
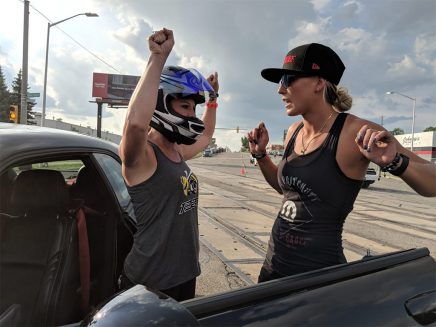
<box><xmin>192</xmin><ymin>151</ymin><xmax>436</xmax><ymax>297</ymax></box>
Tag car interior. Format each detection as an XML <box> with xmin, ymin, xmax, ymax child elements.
<box><xmin>0</xmin><ymin>157</ymin><xmax>133</xmax><ymax>326</ymax></box>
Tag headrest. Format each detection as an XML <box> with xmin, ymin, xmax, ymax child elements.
<box><xmin>74</xmin><ymin>166</ymin><xmax>95</xmax><ymax>190</ymax></box>
<box><xmin>0</xmin><ymin>169</ymin><xmax>17</xmax><ymax>211</ymax></box>
<box><xmin>11</xmin><ymin>170</ymin><xmax>69</xmax><ymax>216</ymax></box>
<box><xmin>70</xmin><ymin>166</ymin><xmax>102</xmax><ymax>210</ymax></box>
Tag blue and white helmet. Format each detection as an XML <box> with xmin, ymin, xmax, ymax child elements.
<box><xmin>150</xmin><ymin>66</ymin><xmax>214</xmax><ymax>145</ymax></box>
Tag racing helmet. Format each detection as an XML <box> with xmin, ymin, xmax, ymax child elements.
<box><xmin>150</xmin><ymin>66</ymin><xmax>214</xmax><ymax>145</ymax></box>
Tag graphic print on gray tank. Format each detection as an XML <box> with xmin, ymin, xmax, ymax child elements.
<box><xmin>179</xmin><ymin>170</ymin><xmax>198</xmax><ymax>214</ymax></box>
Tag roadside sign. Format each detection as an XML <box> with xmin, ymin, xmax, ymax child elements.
<box><xmin>27</xmin><ymin>92</ymin><xmax>40</xmax><ymax>98</ymax></box>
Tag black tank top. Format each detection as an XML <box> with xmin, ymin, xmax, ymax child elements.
<box><xmin>264</xmin><ymin>113</ymin><xmax>362</xmax><ymax>276</ymax></box>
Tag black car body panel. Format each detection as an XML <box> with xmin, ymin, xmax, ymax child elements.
<box><xmin>82</xmin><ymin>286</ymin><xmax>200</xmax><ymax>327</ymax></box>
<box><xmin>0</xmin><ymin>123</ymin><xmax>119</xmax><ymax>171</ymax></box>
<box><xmin>82</xmin><ymin>248</ymin><xmax>436</xmax><ymax>326</ymax></box>
<box><xmin>0</xmin><ymin>123</ymin><xmax>435</xmax><ymax>327</ymax></box>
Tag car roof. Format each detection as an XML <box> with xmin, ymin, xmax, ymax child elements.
<box><xmin>0</xmin><ymin>122</ymin><xmax>119</xmax><ymax>164</ymax></box>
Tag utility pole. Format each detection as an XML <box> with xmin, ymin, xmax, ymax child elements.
<box><xmin>380</xmin><ymin>115</ymin><xmax>384</xmax><ymax>126</ymax></box>
<box><xmin>20</xmin><ymin>0</ymin><xmax>29</xmax><ymax>124</ymax></box>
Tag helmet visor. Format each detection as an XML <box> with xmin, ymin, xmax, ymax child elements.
<box><xmin>160</xmin><ymin>67</ymin><xmax>214</xmax><ymax>104</ymax></box>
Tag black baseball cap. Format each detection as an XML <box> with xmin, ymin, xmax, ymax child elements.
<box><xmin>261</xmin><ymin>43</ymin><xmax>345</xmax><ymax>85</ymax></box>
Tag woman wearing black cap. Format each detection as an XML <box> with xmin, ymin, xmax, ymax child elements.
<box><xmin>248</xmin><ymin>43</ymin><xmax>436</xmax><ymax>282</ymax></box>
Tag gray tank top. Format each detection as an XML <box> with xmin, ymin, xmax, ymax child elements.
<box><xmin>124</xmin><ymin>142</ymin><xmax>200</xmax><ymax>290</ymax></box>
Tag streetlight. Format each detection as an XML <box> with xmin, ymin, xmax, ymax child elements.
<box><xmin>385</xmin><ymin>91</ymin><xmax>417</xmax><ymax>152</ymax></box>
<box><xmin>41</xmin><ymin>12</ymin><xmax>99</xmax><ymax>127</ymax></box>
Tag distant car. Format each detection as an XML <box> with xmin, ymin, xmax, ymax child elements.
<box><xmin>1</xmin><ymin>123</ymin><xmax>435</xmax><ymax>327</ymax></box>
<box><xmin>362</xmin><ymin>167</ymin><xmax>378</xmax><ymax>188</ymax></box>
<box><xmin>203</xmin><ymin>149</ymin><xmax>212</xmax><ymax>157</ymax></box>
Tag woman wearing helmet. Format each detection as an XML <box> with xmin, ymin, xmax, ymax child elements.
<box><xmin>119</xmin><ymin>28</ymin><xmax>219</xmax><ymax>301</ymax></box>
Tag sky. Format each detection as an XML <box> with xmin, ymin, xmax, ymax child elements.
<box><xmin>1</xmin><ymin>0</ymin><xmax>435</xmax><ymax>151</ymax></box>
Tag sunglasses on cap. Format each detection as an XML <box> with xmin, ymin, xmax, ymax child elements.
<box><xmin>280</xmin><ymin>74</ymin><xmax>311</xmax><ymax>88</ymax></box>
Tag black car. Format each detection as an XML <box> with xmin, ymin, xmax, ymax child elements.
<box><xmin>0</xmin><ymin>123</ymin><xmax>435</xmax><ymax>327</ymax></box>
<box><xmin>0</xmin><ymin>123</ymin><xmax>136</xmax><ymax>326</ymax></box>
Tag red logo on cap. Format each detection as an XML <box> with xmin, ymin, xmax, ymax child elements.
<box><xmin>312</xmin><ymin>63</ymin><xmax>320</xmax><ymax>70</ymax></box>
<box><xmin>284</xmin><ymin>55</ymin><xmax>297</xmax><ymax>64</ymax></box>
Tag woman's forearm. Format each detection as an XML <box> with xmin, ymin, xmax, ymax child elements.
<box><xmin>401</xmin><ymin>160</ymin><xmax>436</xmax><ymax>197</ymax></box>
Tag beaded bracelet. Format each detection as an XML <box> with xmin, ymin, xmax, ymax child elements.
<box><xmin>209</xmin><ymin>92</ymin><xmax>219</xmax><ymax>101</ymax></box>
<box><xmin>206</xmin><ymin>102</ymin><xmax>218</xmax><ymax>109</ymax></box>
<box><xmin>381</xmin><ymin>153</ymin><xmax>410</xmax><ymax>176</ymax></box>
<box><xmin>380</xmin><ymin>153</ymin><xmax>401</xmax><ymax>172</ymax></box>
<box><xmin>251</xmin><ymin>152</ymin><xmax>267</xmax><ymax>160</ymax></box>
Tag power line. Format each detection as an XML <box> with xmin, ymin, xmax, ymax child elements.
<box><xmin>25</xmin><ymin>1</ymin><xmax>121</xmax><ymax>73</ymax></box>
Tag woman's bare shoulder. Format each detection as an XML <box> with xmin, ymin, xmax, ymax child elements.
<box><xmin>344</xmin><ymin>113</ymin><xmax>385</xmax><ymax>134</ymax></box>
<box><xmin>284</xmin><ymin>120</ymin><xmax>303</xmax><ymax>143</ymax></box>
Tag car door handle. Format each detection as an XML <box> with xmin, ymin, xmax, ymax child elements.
<box><xmin>405</xmin><ymin>291</ymin><xmax>436</xmax><ymax>325</ymax></box>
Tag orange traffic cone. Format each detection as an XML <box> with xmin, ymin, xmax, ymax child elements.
<box><xmin>240</xmin><ymin>161</ymin><xmax>247</xmax><ymax>176</ymax></box>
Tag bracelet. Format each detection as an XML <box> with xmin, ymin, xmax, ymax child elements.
<box><xmin>381</xmin><ymin>153</ymin><xmax>409</xmax><ymax>176</ymax></box>
<box><xmin>380</xmin><ymin>153</ymin><xmax>401</xmax><ymax>172</ymax></box>
<box><xmin>251</xmin><ymin>152</ymin><xmax>267</xmax><ymax>160</ymax></box>
<box><xmin>209</xmin><ymin>92</ymin><xmax>219</xmax><ymax>101</ymax></box>
<box><xmin>206</xmin><ymin>102</ymin><xmax>218</xmax><ymax>109</ymax></box>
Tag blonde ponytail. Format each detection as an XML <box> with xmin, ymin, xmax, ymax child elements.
<box><xmin>324</xmin><ymin>81</ymin><xmax>353</xmax><ymax>112</ymax></box>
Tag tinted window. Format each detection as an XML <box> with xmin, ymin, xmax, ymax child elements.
<box><xmin>0</xmin><ymin>159</ymin><xmax>84</xmax><ymax>212</ymax></box>
<box><xmin>93</xmin><ymin>153</ymin><xmax>134</xmax><ymax>217</ymax></box>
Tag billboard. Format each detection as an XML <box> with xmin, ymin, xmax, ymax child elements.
<box><xmin>92</xmin><ymin>72</ymin><xmax>140</xmax><ymax>104</ymax></box>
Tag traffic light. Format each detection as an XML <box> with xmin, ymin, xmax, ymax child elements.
<box><xmin>9</xmin><ymin>105</ymin><xmax>19</xmax><ymax>123</ymax></box>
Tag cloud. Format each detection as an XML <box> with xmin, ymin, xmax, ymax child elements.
<box><xmin>113</xmin><ymin>18</ymin><xmax>154</xmax><ymax>59</ymax></box>
<box><xmin>415</xmin><ymin>32</ymin><xmax>436</xmax><ymax>74</ymax></box>
<box><xmin>387</xmin><ymin>55</ymin><xmax>426</xmax><ymax>79</ymax></box>
<box><xmin>310</xmin><ymin>0</ymin><xmax>331</xmax><ymax>11</ymax></box>
<box><xmin>2</xmin><ymin>0</ymin><xmax>435</xmax><ymax>150</ymax></box>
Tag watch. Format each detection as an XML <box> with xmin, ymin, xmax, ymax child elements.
<box><xmin>251</xmin><ymin>152</ymin><xmax>267</xmax><ymax>160</ymax></box>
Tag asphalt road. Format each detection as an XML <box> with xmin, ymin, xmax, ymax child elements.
<box><xmin>191</xmin><ymin>151</ymin><xmax>436</xmax><ymax>298</ymax></box>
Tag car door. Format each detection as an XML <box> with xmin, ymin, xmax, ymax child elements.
<box><xmin>92</xmin><ymin>153</ymin><xmax>136</xmax><ymax>287</ymax></box>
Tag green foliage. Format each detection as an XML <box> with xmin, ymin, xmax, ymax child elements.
<box><xmin>391</xmin><ymin>127</ymin><xmax>405</xmax><ymax>135</ymax></box>
<box><xmin>10</xmin><ymin>69</ymin><xmax>37</xmax><ymax>125</ymax></box>
<box><xmin>240</xmin><ymin>136</ymin><xmax>249</xmax><ymax>152</ymax></box>
<box><xmin>0</xmin><ymin>66</ymin><xmax>10</xmax><ymax>122</ymax></box>
<box><xmin>423</xmin><ymin>126</ymin><xmax>436</xmax><ymax>132</ymax></box>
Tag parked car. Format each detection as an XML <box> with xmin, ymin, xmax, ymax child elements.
<box><xmin>0</xmin><ymin>123</ymin><xmax>136</xmax><ymax>326</ymax></box>
<box><xmin>0</xmin><ymin>123</ymin><xmax>435</xmax><ymax>327</ymax></box>
<box><xmin>362</xmin><ymin>167</ymin><xmax>378</xmax><ymax>188</ymax></box>
<box><xmin>203</xmin><ymin>148</ymin><xmax>212</xmax><ymax>157</ymax></box>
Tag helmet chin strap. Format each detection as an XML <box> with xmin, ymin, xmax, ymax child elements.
<box><xmin>156</xmin><ymin>126</ymin><xmax>198</xmax><ymax>145</ymax></box>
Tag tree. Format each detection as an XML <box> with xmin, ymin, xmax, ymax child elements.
<box><xmin>241</xmin><ymin>136</ymin><xmax>249</xmax><ymax>152</ymax></box>
<box><xmin>10</xmin><ymin>69</ymin><xmax>36</xmax><ymax>125</ymax></box>
<box><xmin>391</xmin><ymin>127</ymin><xmax>404</xmax><ymax>135</ymax></box>
<box><xmin>0</xmin><ymin>66</ymin><xmax>11</xmax><ymax>122</ymax></box>
<box><xmin>423</xmin><ymin>126</ymin><xmax>436</xmax><ymax>132</ymax></box>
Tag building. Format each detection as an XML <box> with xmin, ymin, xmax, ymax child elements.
<box><xmin>394</xmin><ymin>131</ymin><xmax>436</xmax><ymax>162</ymax></box>
<box><xmin>33</xmin><ymin>113</ymin><xmax>122</xmax><ymax>144</ymax></box>
<box><xmin>267</xmin><ymin>144</ymin><xmax>285</xmax><ymax>152</ymax></box>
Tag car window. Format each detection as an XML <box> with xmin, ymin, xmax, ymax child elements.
<box><xmin>93</xmin><ymin>153</ymin><xmax>135</xmax><ymax>220</ymax></box>
<box><xmin>13</xmin><ymin>160</ymin><xmax>84</xmax><ymax>185</ymax></box>
<box><xmin>0</xmin><ymin>159</ymin><xmax>85</xmax><ymax>213</ymax></box>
